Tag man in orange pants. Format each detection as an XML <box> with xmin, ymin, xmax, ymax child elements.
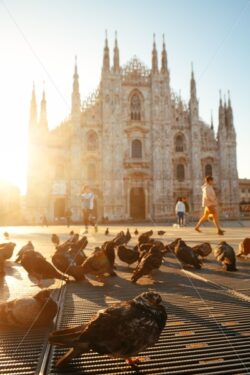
<box><xmin>195</xmin><ymin>176</ymin><xmax>225</xmax><ymax>235</ymax></box>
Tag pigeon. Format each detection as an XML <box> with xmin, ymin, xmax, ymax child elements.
<box><xmin>102</xmin><ymin>241</ymin><xmax>116</xmax><ymax>268</ymax></box>
<box><xmin>100</xmin><ymin>232</ymin><xmax>127</xmax><ymax>268</ymax></box>
<box><xmin>19</xmin><ymin>250</ymin><xmax>68</xmax><ymax>281</ymax></box>
<box><xmin>237</xmin><ymin>238</ymin><xmax>250</xmax><ymax>258</ymax></box>
<box><xmin>49</xmin><ymin>291</ymin><xmax>167</xmax><ymax>368</ymax></box>
<box><xmin>124</xmin><ymin>228</ymin><xmax>131</xmax><ymax>244</ymax></box>
<box><xmin>81</xmin><ymin>249</ymin><xmax>116</xmax><ymax>278</ymax></box>
<box><xmin>157</xmin><ymin>230</ymin><xmax>166</xmax><ymax>236</ymax></box>
<box><xmin>138</xmin><ymin>240</ymin><xmax>164</xmax><ymax>261</ymax></box>
<box><xmin>138</xmin><ymin>230</ymin><xmax>153</xmax><ymax>244</ymax></box>
<box><xmin>138</xmin><ymin>242</ymin><xmax>155</xmax><ymax>261</ymax></box>
<box><xmin>131</xmin><ymin>245</ymin><xmax>163</xmax><ymax>283</ymax></box>
<box><xmin>68</xmin><ymin>236</ymin><xmax>88</xmax><ymax>265</ymax></box>
<box><xmin>3</xmin><ymin>232</ymin><xmax>9</xmax><ymax>240</ymax></box>
<box><xmin>70</xmin><ymin>233</ymin><xmax>80</xmax><ymax>243</ymax></box>
<box><xmin>0</xmin><ymin>242</ymin><xmax>16</xmax><ymax>260</ymax></box>
<box><xmin>214</xmin><ymin>241</ymin><xmax>237</xmax><ymax>271</ymax></box>
<box><xmin>112</xmin><ymin>231</ymin><xmax>126</xmax><ymax>246</ymax></box>
<box><xmin>0</xmin><ymin>289</ymin><xmax>58</xmax><ymax>328</ymax></box>
<box><xmin>174</xmin><ymin>240</ymin><xmax>202</xmax><ymax>269</ymax></box>
<box><xmin>51</xmin><ymin>234</ymin><xmax>60</xmax><ymax>246</ymax></box>
<box><xmin>105</xmin><ymin>228</ymin><xmax>109</xmax><ymax>236</ymax></box>
<box><xmin>192</xmin><ymin>242</ymin><xmax>212</xmax><ymax>259</ymax></box>
<box><xmin>134</xmin><ymin>228</ymin><xmax>139</xmax><ymax>236</ymax></box>
<box><xmin>52</xmin><ymin>250</ymin><xmax>86</xmax><ymax>281</ymax></box>
<box><xmin>117</xmin><ymin>245</ymin><xmax>139</xmax><ymax>266</ymax></box>
<box><xmin>163</xmin><ymin>238</ymin><xmax>181</xmax><ymax>254</ymax></box>
<box><xmin>55</xmin><ymin>233</ymin><xmax>81</xmax><ymax>254</ymax></box>
<box><xmin>0</xmin><ymin>257</ymin><xmax>5</xmax><ymax>277</ymax></box>
<box><xmin>52</xmin><ymin>235</ymin><xmax>88</xmax><ymax>281</ymax></box>
<box><xmin>15</xmin><ymin>241</ymin><xmax>35</xmax><ymax>263</ymax></box>
<box><xmin>0</xmin><ymin>243</ymin><xmax>16</xmax><ymax>276</ymax></box>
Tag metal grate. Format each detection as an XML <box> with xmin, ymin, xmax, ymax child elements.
<box><xmin>0</xmin><ymin>327</ymin><xmax>49</xmax><ymax>375</ymax></box>
<box><xmin>45</xmin><ymin>260</ymin><xmax>250</xmax><ymax>375</ymax></box>
<box><xmin>0</xmin><ymin>285</ymin><xmax>62</xmax><ymax>375</ymax></box>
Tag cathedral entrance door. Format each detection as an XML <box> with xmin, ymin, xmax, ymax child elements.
<box><xmin>130</xmin><ymin>187</ymin><xmax>145</xmax><ymax>220</ymax></box>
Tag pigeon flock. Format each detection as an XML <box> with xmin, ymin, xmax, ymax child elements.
<box><xmin>0</xmin><ymin>228</ymin><xmax>249</xmax><ymax>369</ymax></box>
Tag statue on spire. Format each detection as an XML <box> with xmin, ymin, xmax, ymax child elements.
<box><xmin>29</xmin><ymin>82</ymin><xmax>37</xmax><ymax>128</ymax></box>
<box><xmin>113</xmin><ymin>30</ymin><xmax>120</xmax><ymax>73</ymax></box>
<box><xmin>71</xmin><ymin>56</ymin><xmax>81</xmax><ymax>117</ymax></box>
<box><xmin>161</xmin><ymin>34</ymin><xmax>168</xmax><ymax>74</ymax></box>
<box><xmin>189</xmin><ymin>63</ymin><xmax>199</xmax><ymax>119</ymax></box>
<box><xmin>102</xmin><ymin>30</ymin><xmax>110</xmax><ymax>73</ymax></box>
<box><xmin>151</xmin><ymin>33</ymin><xmax>158</xmax><ymax>74</ymax></box>
<box><xmin>39</xmin><ymin>82</ymin><xmax>48</xmax><ymax>131</ymax></box>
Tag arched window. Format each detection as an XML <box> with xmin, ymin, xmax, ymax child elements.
<box><xmin>130</xmin><ymin>94</ymin><xmax>141</xmax><ymax>121</ymax></box>
<box><xmin>205</xmin><ymin>164</ymin><xmax>213</xmax><ymax>177</ymax></box>
<box><xmin>87</xmin><ymin>131</ymin><xmax>98</xmax><ymax>151</ymax></box>
<box><xmin>88</xmin><ymin>163</ymin><xmax>96</xmax><ymax>181</ymax></box>
<box><xmin>55</xmin><ymin>164</ymin><xmax>64</xmax><ymax>179</ymax></box>
<box><xmin>175</xmin><ymin>134</ymin><xmax>185</xmax><ymax>152</ymax></box>
<box><xmin>176</xmin><ymin>164</ymin><xmax>185</xmax><ymax>181</ymax></box>
<box><xmin>132</xmin><ymin>139</ymin><xmax>142</xmax><ymax>158</ymax></box>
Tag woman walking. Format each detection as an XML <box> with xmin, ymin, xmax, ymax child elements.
<box><xmin>195</xmin><ymin>176</ymin><xmax>225</xmax><ymax>235</ymax></box>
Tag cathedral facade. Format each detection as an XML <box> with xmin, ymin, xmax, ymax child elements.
<box><xmin>26</xmin><ymin>35</ymin><xmax>240</xmax><ymax>223</ymax></box>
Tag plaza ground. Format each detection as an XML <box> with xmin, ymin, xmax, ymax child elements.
<box><xmin>0</xmin><ymin>224</ymin><xmax>250</xmax><ymax>374</ymax></box>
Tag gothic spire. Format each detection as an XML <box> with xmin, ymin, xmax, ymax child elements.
<box><xmin>210</xmin><ymin>110</ymin><xmax>214</xmax><ymax>131</ymax></box>
<box><xmin>151</xmin><ymin>33</ymin><xmax>158</xmax><ymax>74</ymax></box>
<box><xmin>102</xmin><ymin>30</ymin><xmax>110</xmax><ymax>73</ymax></box>
<box><xmin>190</xmin><ymin>62</ymin><xmax>197</xmax><ymax>101</ymax></box>
<box><xmin>29</xmin><ymin>82</ymin><xmax>37</xmax><ymax>128</ymax></box>
<box><xmin>189</xmin><ymin>63</ymin><xmax>199</xmax><ymax>119</ymax></box>
<box><xmin>228</xmin><ymin>89</ymin><xmax>231</xmax><ymax>108</ymax></box>
<box><xmin>218</xmin><ymin>90</ymin><xmax>225</xmax><ymax>133</ymax></box>
<box><xmin>161</xmin><ymin>34</ymin><xmax>168</xmax><ymax>74</ymax></box>
<box><xmin>226</xmin><ymin>90</ymin><xmax>234</xmax><ymax>129</ymax></box>
<box><xmin>39</xmin><ymin>82</ymin><xmax>48</xmax><ymax>130</ymax></box>
<box><xmin>71</xmin><ymin>56</ymin><xmax>81</xmax><ymax>116</ymax></box>
<box><xmin>219</xmin><ymin>89</ymin><xmax>222</xmax><ymax>107</ymax></box>
<box><xmin>113</xmin><ymin>31</ymin><xmax>120</xmax><ymax>73</ymax></box>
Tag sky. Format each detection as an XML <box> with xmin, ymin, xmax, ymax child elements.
<box><xmin>0</xmin><ymin>0</ymin><xmax>249</xmax><ymax>194</ymax></box>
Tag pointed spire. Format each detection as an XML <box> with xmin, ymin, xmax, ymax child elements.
<box><xmin>71</xmin><ymin>56</ymin><xmax>81</xmax><ymax>116</ymax></box>
<box><xmin>102</xmin><ymin>30</ymin><xmax>110</xmax><ymax>73</ymax></box>
<box><xmin>223</xmin><ymin>94</ymin><xmax>227</xmax><ymax>111</ymax></box>
<box><xmin>161</xmin><ymin>34</ymin><xmax>168</xmax><ymax>74</ymax></box>
<box><xmin>210</xmin><ymin>110</ymin><xmax>214</xmax><ymax>131</ymax></box>
<box><xmin>29</xmin><ymin>82</ymin><xmax>37</xmax><ymax>128</ymax></box>
<box><xmin>219</xmin><ymin>89</ymin><xmax>222</xmax><ymax>107</ymax></box>
<box><xmin>113</xmin><ymin>30</ymin><xmax>120</xmax><ymax>73</ymax></box>
<box><xmin>190</xmin><ymin>62</ymin><xmax>197</xmax><ymax>100</ymax></box>
<box><xmin>39</xmin><ymin>82</ymin><xmax>48</xmax><ymax>130</ymax></box>
<box><xmin>228</xmin><ymin>89</ymin><xmax>231</xmax><ymax>108</ymax></box>
<box><xmin>226</xmin><ymin>89</ymin><xmax>234</xmax><ymax>129</ymax></box>
<box><xmin>189</xmin><ymin>63</ymin><xmax>199</xmax><ymax>119</ymax></box>
<box><xmin>151</xmin><ymin>33</ymin><xmax>159</xmax><ymax>74</ymax></box>
<box><xmin>218</xmin><ymin>90</ymin><xmax>225</xmax><ymax>132</ymax></box>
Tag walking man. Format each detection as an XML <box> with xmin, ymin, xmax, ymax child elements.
<box><xmin>175</xmin><ymin>197</ymin><xmax>186</xmax><ymax>227</ymax></box>
<box><xmin>81</xmin><ymin>185</ymin><xmax>94</xmax><ymax>234</ymax></box>
<box><xmin>195</xmin><ymin>176</ymin><xmax>225</xmax><ymax>235</ymax></box>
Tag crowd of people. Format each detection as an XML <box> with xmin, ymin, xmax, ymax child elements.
<box><xmin>40</xmin><ymin>175</ymin><xmax>225</xmax><ymax>237</ymax></box>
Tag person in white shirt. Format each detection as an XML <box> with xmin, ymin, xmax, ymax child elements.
<box><xmin>195</xmin><ymin>176</ymin><xmax>224</xmax><ymax>235</ymax></box>
<box><xmin>175</xmin><ymin>197</ymin><xmax>186</xmax><ymax>226</ymax></box>
<box><xmin>81</xmin><ymin>185</ymin><xmax>94</xmax><ymax>234</ymax></box>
